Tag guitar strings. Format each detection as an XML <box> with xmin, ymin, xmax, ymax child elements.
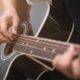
<box><xmin>6</xmin><ymin>39</ymin><xmax>80</xmax><ymax>61</ymax></box>
<box><xmin>12</xmin><ymin>34</ymin><xmax>71</xmax><ymax>46</ymax></box>
<box><xmin>6</xmin><ymin>40</ymin><xmax>65</xmax><ymax>61</ymax></box>
<box><xmin>11</xmin><ymin>34</ymin><xmax>69</xmax><ymax>51</ymax></box>
<box><xmin>9</xmin><ymin>34</ymin><xmax>80</xmax><ymax>51</ymax></box>
<box><xmin>5</xmin><ymin>34</ymin><xmax>80</xmax><ymax>58</ymax></box>
<box><xmin>13</xmin><ymin>36</ymin><xmax>68</xmax><ymax>50</ymax></box>
<box><xmin>7</xmin><ymin>34</ymin><xmax>68</xmax><ymax>55</ymax></box>
<box><xmin>8</xmin><ymin>36</ymin><xmax>67</xmax><ymax>55</ymax></box>
<box><xmin>13</xmin><ymin>34</ymin><xmax>69</xmax><ymax>47</ymax></box>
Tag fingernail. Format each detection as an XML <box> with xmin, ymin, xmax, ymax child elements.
<box><xmin>13</xmin><ymin>30</ymin><xmax>17</xmax><ymax>34</ymax></box>
<box><xmin>7</xmin><ymin>40</ymin><xmax>10</xmax><ymax>43</ymax></box>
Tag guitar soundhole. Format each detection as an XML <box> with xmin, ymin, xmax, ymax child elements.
<box><xmin>4</xmin><ymin>43</ymin><xmax>14</xmax><ymax>56</ymax></box>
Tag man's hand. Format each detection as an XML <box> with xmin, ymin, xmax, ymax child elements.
<box><xmin>0</xmin><ymin>8</ymin><xmax>20</xmax><ymax>43</ymax></box>
<box><xmin>0</xmin><ymin>0</ymin><xmax>29</xmax><ymax>43</ymax></box>
<box><xmin>52</xmin><ymin>46</ymin><xmax>80</xmax><ymax>79</ymax></box>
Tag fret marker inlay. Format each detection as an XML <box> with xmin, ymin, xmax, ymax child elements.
<box><xmin>52</xmin><ymin>49</ymin><xmax>56</xmax><ymax>53</ymax></box>
<box><xmin>36</xmin><ymin>39</ymin><xmax>39</xmax><ymax>42</ymax></box>
<box><xmin>43</xmin><ymin>47</ymin><xmax>46</xmax><ymax>51</ymax></box>
<box><xmin>30</xmin><ymin>50</ymin><xmax>33</xmax><ymax>54</ymax></box>
<box><xmin>22</xmin><ymin>43</ymin><xmax>25</xmax><ymax>45</ymax></box>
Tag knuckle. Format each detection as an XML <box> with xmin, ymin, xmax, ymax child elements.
<box><xmin>53</xmin><ymin>58</ymin><xmax>70</xmax><ymax>71</ymax></box>
<box><xmin>16</xmin><ymin>17</ymin><xmax>20</xmax><ymax>23</ymax></box>
<box><xmin>0</xmin><ymin>29</ymin><xmax>4</xmax><ymax>33</ymax></box>
<box><xmin>14</xmin><ymin>14</ymin><xmax>20</xmax><ymax>21</ymax></box>
<box><xmin>13</xmin><ymin>26</ymin><xmax>18</xmax><ymax>30</ymax></box>
<box><xmin>0</xmin><ymin>16</ymin><xmax>8</xmax><ymax>22</ymax></box>
<box><xmin>58</xmin><ymin>60</ymin><xmax>70</xmax><ymax>69</ymax></box>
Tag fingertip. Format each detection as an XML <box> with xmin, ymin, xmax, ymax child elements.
<box><xmin>67</xmin><ymin>45</ymin><xmax>77</xmax><ymax>58</ymax></box>
<box><xmin>12</xmin><ymin>29</ymin><xmax>17</xmax><ymax>34</ymax></box>
<box><xmin>12</xmin><ymin>25</ymin><xmax>18</xmax><ymax>34</ymax></box>
<box><xmin>72</xmin><ymin>58</ymin><xmax>80</xmax><ymax>79</ymax></box>
<box><xmin>12</xmin><ymin>17</ymin><xmax>20</xmax><ymax>34</ymax></box>
<box><xmin>52</xmin><ymin>55</ymin><xmax>62</xmax><ymax>66</ymax></box>
<box><xmin>68</xmin><ymin>45</ymin><xmax>75</xmax><ymax>52</ymax></box>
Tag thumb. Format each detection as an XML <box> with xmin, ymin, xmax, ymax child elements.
<box><xmin>12</xmin><ymin>16</ymin><xmax>20</xmax><ymax>34</ymax></box>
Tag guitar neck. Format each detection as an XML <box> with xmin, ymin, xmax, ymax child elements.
<box><xmin>13</xmin><ymin>34</ymin><xmax>80</xmax><ymax>62</ymax></box>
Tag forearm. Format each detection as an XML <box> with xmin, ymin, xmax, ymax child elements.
<box><xmin>1</xmin><ymin>0</ymin><xmax>29</xmax><ymax>20</ymax></box>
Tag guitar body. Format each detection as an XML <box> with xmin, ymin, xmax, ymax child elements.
<box><xmin>0</xmin><ymin>46</ymin><xmax>49</xmax><ymax>80</ymax></box>
<box><xmin>0</xmin><ymin>48</ymin><xmax>71</xmax><ymax>80</ymax></box>
<box><xmin>0</xmin><ymin>1</ymin><xmax>74</xmax><ymax>80</ymax></box>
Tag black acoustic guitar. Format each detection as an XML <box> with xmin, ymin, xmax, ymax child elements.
<box><xmin>0</xmin><ymin>2</ymin><xmax>80</xmax><ymax>80</ymax></box>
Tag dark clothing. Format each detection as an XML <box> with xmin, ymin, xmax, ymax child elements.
<box><xmin>52</xmin><ymin>0</ymin><xmax>80</xmax><ymax>32</ymax></box>
<box><xmin>44</xmin><ymin>0</ymin><xmax>80</xmax><ymax>43</ymax></box>
<box><xmin>64</xmin><ymin>0</ymin><xmax>80</xmax><ymax>32</ymax></box>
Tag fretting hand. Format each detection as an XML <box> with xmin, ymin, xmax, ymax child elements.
<box><xmin>53</xmin><ymin>46</ymin><xmax>80</xmax><ymax>79</ymax></box>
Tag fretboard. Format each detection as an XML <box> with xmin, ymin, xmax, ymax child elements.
<box><xmin>12</xmin><ymin>34</ymin><xmax>80</xmax><ymax>62</ymax></box>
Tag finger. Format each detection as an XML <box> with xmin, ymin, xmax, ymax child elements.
<box><xmin>52</xmin><ymin>46</ymin><xmax>76</xmax><ymax>75</ymax></box>
<box><xmin>52</xmin><ymin>54</ymin><xmax>62</xmax><ymax>66</ymax></box>
<box><xmin>72</xmin><ymin>58</ymin><xmax>80</xmax><ymax>79</ymax></box>
<box><xmin>52</xmin><ymin>53</ymin><xmax>73</xmax><ymax>79</ymax></box>
<box><xmin>66</xmin><ymin>45</ymin><xmax>77</xmax><ymax>59</ymax></box>
<box><xmin>59</xmin><ymin>46</ymin><xmax>76</xmax><ymax>67</ymax></box>
<box><xmin>0</xmin><ymin>18</ymin><xmax>12</xmax><ymax>40</ymax></box>
<box><xmin>12</xmin><ymin>15</ymin><xmax>20</xmax><ymax>34</ymax></box>
<box><xmin>52</xmin><ymin>46</ymin><xmax>76</xmax><ymax>68</ymax></box>
<box><xmin>52</xmin><ymin>46</ymin><xmax>79</xmax><ymax>79</ymax></box>
<box><xmin>0</xmin><ymin>34</ymin><xmax>9</xmax><ymax>43</ymax></box>
<box><xmin>52</xmin><ymin>54</ymin><xmax>72</xmax><ymax>78</ymax></box>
